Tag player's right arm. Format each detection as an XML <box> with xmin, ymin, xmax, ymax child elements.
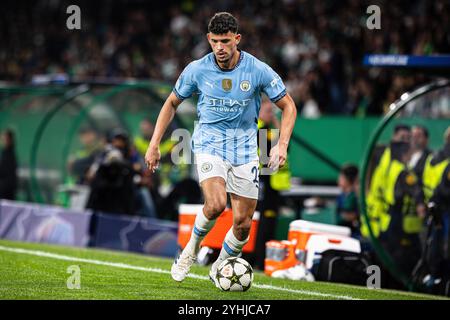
<box><xmin>146</xmin><ymin>62</ymin><xmax>198</xmax><ymax>172</ymax></box>
<box><xmin>145</xmin><ymin>92</ymin><xmax>182</xmax><ymax>173</ymax></box>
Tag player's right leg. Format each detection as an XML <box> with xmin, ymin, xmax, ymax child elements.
<box><xmin>171</xmin><ymin>154</ymin><xmax>228</xmax><ymax>282</ymax></box>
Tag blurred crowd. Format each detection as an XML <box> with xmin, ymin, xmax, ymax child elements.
<box><xmin>67</xmin><ymin>120</ymin><xmax>201</xmax><ymax>220</ymax></box>
<box><xmin>1</xmin><ymin>0</ymin><xmax>449</xmax><ymax>116</ymax></box>
<box><xmin>330</xmin><ymin>123</ymin><xmax>450</xmax><ymax>292</ymax></box>
<box><xmin>362</xmin><ymin>124</ymin><xmax>450</xmax><ymax>290</ymax></box>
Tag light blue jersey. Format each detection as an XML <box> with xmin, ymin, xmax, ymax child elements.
<box><xmin>173</xmin><ymin>50</ymin><xmax>286</xmax><ymax>165</ymax></box>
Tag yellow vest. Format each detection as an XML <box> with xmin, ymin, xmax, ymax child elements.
<box><xmin>134</xmin><ymin>136</ymin><xmax>149</xmax><ymax>157</ymax></box>
<box><xmin>135</xmin><ymin>135</ymin><xmax>188</xmax><ymax>186</ymax></box>
<box><xmin>384</xmin><ymin>159</ymin><xmax>404</xmax><ymax>206</ymax></box>
<box><xmin>257</xmin><ymin>119</ymin><xmax>291</xmax><ymax>191</ymax></box>
<box><xmin>422</xmin><ymin>155</ymin><xmax>449</xmax><ymax>202</ymax></box>
<box><xmin>270</xmin><ymin>159</ymin><xmax>291</xmax><ymax>191</ymax></box>
<box><xmin>134</xmin><ymin>136</ymin><xmax>176</xmax><ymax>158</ymax></box>
<box><xmin>362</xmin><ymin>149</ymin><xmax>421</xmax><ymax>236</ymax></box>
<box><xmin>363</xmin><ymin>148</ymin><xmax>391</xmax><ymax>238</ymax></box>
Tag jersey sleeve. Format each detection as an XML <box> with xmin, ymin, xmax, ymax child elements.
<box><xmin>260</xmin><ymin>63</ymin><xmax>287</xmax><ymax>103</ymax></box>
<box><xmin>173</xmin><ymin>62</ymin><xmax>197</xmax><ymax>100</ymax></box>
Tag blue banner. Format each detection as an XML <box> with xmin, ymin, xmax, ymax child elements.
<box><xmin>92</xmin><ymin>212</ymin><xmax>178</xmax><ymax>258</ymax></box>
<box><xmin>0</xmin><ymin>200</ymin><xmax>92</xmax><ymax>247</ymax></box>
<box><xmin>363</xmin><ymin>54</ymin><xmax>450</xmax><ymax>67</ymax></box>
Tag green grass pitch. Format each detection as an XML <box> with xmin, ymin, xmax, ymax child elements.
<box><xmin>0</xmin><ymin>239</ymin><xmax>447</xmax><ymax>300</ymax></box>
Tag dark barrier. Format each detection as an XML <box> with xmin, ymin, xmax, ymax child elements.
<box><xmin>91</xmin><ymin>212</ymin><xmax>178</xmax><ymax>258</ymax></box>
<box><xmin>0</xmin><ymin>200</ymin><xmax>91</xmax><ymax>247</ymax></box>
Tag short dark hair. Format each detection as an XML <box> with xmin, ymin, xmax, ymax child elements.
<box><xmin>413</xmin><ymin>125</ymin><xmax>429</xmax><ymax>138</ymax></box>
<box><xmin>340</xmin><ymin>164</ymin><xmax>359</xmax><ymax>184</ymax></box>
<box><xmin>4</xmin><ymin>129</ymin><xmax>15</xmax><ymax>147</ymax></box>
<box><xmin>394</xmin><ymin>124</ymin><xmax>411</xmax><ymax>134</ymax></box>
<box><xmin>108</xmin><ymin>128</ymin><xmax>130</xmax><ymax>147</ymax></box>
<box><xmin>208</xmin><ymin>12</ymin><xmax>238</xmax><ymax>34</ymax></box>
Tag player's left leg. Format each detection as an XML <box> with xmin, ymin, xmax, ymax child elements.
<box><xmin>208</xmin><ymin>159</ymin><xmax>259</xmax><ymax>286</ymax></box>
<box><xmin>209</xmin><ymin>193</ymin><xmax>257</xmax><ymax>285</ymax></box>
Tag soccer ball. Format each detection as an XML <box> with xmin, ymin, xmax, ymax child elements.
<box><xmin>215</xmin><ymin>257</ymin><xmax>254</xmax><ymax>292</ymax></box>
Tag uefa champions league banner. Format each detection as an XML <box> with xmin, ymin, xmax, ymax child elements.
<box><xmin>0</xmin><ymin>200</ymin><xmax>92</xmax><ymax>247</ymax></box>
<box><xmin>92</xmin><ymin>212</ymin><xmax>178</xmax><ymax>258</ymax></box>
<box><xmin>0</xmin><ymin>200</ymin><xmax>178</xmax><ymax>257</ymax></box>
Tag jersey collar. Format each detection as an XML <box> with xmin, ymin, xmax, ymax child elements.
<box><xmin>212</xmin><ymin>50</ymin><xmax>244</xmax><ymax>72</ymax></box>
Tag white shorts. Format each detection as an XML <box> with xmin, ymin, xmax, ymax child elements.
<box><xmin>195</xmin><ymin>153</ymin><xmax>260</xmax><ymax>200</ymax></box>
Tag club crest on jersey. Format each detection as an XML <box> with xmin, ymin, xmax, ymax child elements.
<box><xmin>240</xmin><ymin>80</ymin><xmax>251</xmax><ymax>92</ymax></box>
<box><xmin>222</xmin><ymin>79</ymin><xmax>232</xmax><ymax>91</ymax></box>
<box><xmin>201</xmin><ymin>162</ymin><xmax>213</xmax><ymax>173</ymax></box>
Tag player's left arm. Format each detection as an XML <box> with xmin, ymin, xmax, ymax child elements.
<box><xmin>269</xmin><ymin>93</ymin><xmax>297</xmax><ymax>169</ymax></box>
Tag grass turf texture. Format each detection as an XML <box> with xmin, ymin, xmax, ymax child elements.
<box><xmin>0</xmin><ymin>239</ymin><xmax>447</xmax><ymax>300</ymax></box>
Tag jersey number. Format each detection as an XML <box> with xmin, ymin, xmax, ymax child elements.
<box><xmin>251</xmin><ymin>166</ymin><xmax>259</xmax><ymax>187</ymax></box>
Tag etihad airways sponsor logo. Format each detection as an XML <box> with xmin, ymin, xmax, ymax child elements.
<box><xmin>207</xmin><ymin>97</ymin><xmax>251</xmax><ymax>107</ymax></box>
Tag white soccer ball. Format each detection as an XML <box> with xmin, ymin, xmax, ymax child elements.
<box><xmin>215</xmin><ymin>257</ymin><xmax>254</xmax><ymax>292</ymax></box>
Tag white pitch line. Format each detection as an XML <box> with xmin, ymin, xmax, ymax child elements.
<box><xmin>0</xmin><ymin>244</ymin><xmax>360</xmax><ymax>300</ymax></box>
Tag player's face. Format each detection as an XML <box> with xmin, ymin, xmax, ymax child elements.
<box><xmin>207</xmin><ymin>32</ymin><xmax>241</xmax><ymax>64</ymax></box>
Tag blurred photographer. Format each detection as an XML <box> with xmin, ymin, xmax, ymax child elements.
<box><xmin>86</xmin><ymin>129</ymin><xmax>156</xmax><ymax>217</ymax></box>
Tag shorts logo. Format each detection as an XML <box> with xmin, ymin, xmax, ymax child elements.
<box><xmin>222</xmin><ymin>79</ymin><xmax>232</xmax><ymax>91</ymax></box>
<box><xmin>240</xmin><ymin>80</ymin><xmax>251</xmax><ymax>92</ymax></box>
<box><xmin>201</xmin><ymin>162</ymin><xmax>213</xmax><ymax>173</ymax></box>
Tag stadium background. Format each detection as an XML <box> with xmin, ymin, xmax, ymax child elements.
<box><xmin>0</xmin><ymin>0</ymin><xmax>449</xmax><ymax>298</ymax></box>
